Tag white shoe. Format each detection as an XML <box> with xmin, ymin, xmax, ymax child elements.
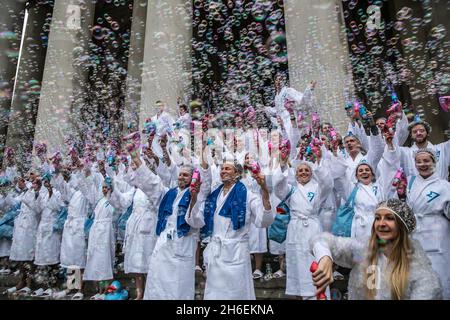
<box><xmin>31</xmin><ymin>288</ymin><xmax>45</xmax><ymax>297</ymax></box>
<box><xmin>0</xmin><ymin>268</ymin><xmax>11</xmax><ymax>275</ymax></box>
<box><xmin>6</xmin><ymin>286</ymin><xmax>17</xmax><ymax>294</ymax></box>
<box><xmin>53</xmin><ymin>290</ymin><xmax>67</xmax><ymax>300</ymax></box>
<box><xmin>16</xmin><ymin>287</ymin><xmax>32</xmax><ymax>295</ymax></box>
<box><xmin>71</xmin><ymin>292</ymin><xmax>84</xmax><ymax>300</ymax></box>
<box><xmin>12</xmin><ymin>270</ymin><xmax>20</xmax><ymax>276</ymax></box>
<box><xmin>42</xmin><ymin>288</ymin><xmax>53</xmax><ymax>298</ymax></box>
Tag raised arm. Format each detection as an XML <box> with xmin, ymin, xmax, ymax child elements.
<box><xmin>367</xmin><ymin>131</ymin><xmax>385</xmax><ymax>171</ymax></box>
<box><xmin>109</xmin><ymin>184</ymin><xmax>134</xmax><ymax>214</ymax></box>
<box><xmin>124</xmin><ymin>149</ymin><xmax>167</xmax><ymax>202</ymax></box>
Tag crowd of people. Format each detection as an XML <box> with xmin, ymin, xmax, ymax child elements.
<box><xmin>0</xmin><ymin>77</ymin><xmax>449</xmax><ymax>300</ymax></box>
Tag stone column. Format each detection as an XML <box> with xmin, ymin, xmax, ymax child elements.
<box><xmin>0</xmin><ymin>0</ymin><xmax>27</xmax><ymax>164</ymax></box>
<box><xmin>284</xmin><ymin>0</ymin><xmax>354</xmax><ymax>133</ymax></box>
<box><xmin>140</xmin><ymin>0</ymin><xmax>192</xmax><ymax>129</ymax></box>
<box><xmin>5</xmin><ymin>0</ymin><xmax>55</xmax><ymax>170</ymax></box>
<box><xmin>122</xmin><ymin>0</ymin><xmax>148</xmax><ymax>133</ymax></box>
<box><xmin>33</xmin><ymin>0</ymin><xmax>96</xmax><ymax>154</ymax></box>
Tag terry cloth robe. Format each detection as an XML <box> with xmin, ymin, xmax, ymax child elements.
<box><xmin>272</xmin><ymin>159</ymin><xmax>333</xmax><ymax>297</ymax></box>
<box><xmin>125</xmin><ymin>163</ymin><xmax>211</xmax><ymax>300</ymax></box>
<box><xmin>331</xmin><ymin>146</ymin><xmax>397</xmax><ymax>243</ymax></box>
<box><xmin>241</xmin><ymin>174</ymin><xmax>267</xmax><ymax>254</ymax></box>
<box><xmin>9</xmin><ymin>188</ymin><xmax>42</xmax><ymax>261</ymax></box>
<box><xmin>399</xmin><ymin>140</ymin><xmax>450</xmax><ymax>180</ymax></box>
<box><xmin>83</xmin><ymin>196</ymin><xmax>116</xmax><ymax>281</ymax></box>
<box><xmin>54</xmin><ymin>172</ymin><xmax>90</xmax><ymax>268</ymax></box>
<box><xmin>338</xmin><ymin>133</ymin><xmax>385</xmax><ymax>185</ymax></box>
<box><xmin>33</xmin><ymin>189</ymin><xmax>64</xmax><ymax>266</ymax></box>
<box><xmin>382</xmin><ymin>144</ymin><xmax>450</xmax><ymax>299</ymax></box>
<box><xmin>109</xmin><ymin>186</ymin><xmax>157</xmax><ymax>274</ymax></box>
<box><xmin>0</xmin><ymin>190</ymin><xmax>22</xmax><ymax>257</ymax></box>
<box><xmin>406</xmin><ymin>172</ymin><xmax>450</xmax><ymax>299</ymax></box>
<box><xmin>188</xmin><ymin>181</ymin><xmax>275</xmax><ymax>300</ymax></box>
<box><xmin>311</xmin><ymin>233</ymin><xmax>443</xmax><ymax>300</ymax></box>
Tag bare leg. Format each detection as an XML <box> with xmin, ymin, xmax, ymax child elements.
<box><xmin>135</xmin><ymin>274</ymin><xmax>144</xmax><ymax>300</ymax></box>
<box><xmin>14</xmin><ymin>262</ymin><xmax>26</xmax><ymax>290</ymax></box>
<box><xmin>254</xmin><ymin>253</ymin><xmax>263</xmax><ymax>272</ymax></box>
<box><xmin>279</xmin><ymin>254</ymin><xmax>285</xmax><ymax>272</ymax></box>
<box><xmin>78</xmin><ymin>269</ymin><xmax>84</xmax><ymax>295</ymax></box>
<box><xmin>195</xmin><ymin>241</ymin><xmax>201</xmax><ymax>268</ymax></box>
<box><xmin>24</xmin><ymin>262</ymin><xmax>35</xmax><ymax>289</ymax></box>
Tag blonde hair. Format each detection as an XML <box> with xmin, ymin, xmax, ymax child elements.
<box><xmin>365</xmin><ymin>214</ymin><xmax>412</xmax><ymax>300</ymax></box>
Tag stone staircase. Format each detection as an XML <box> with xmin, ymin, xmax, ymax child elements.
<box><xmin>0</xmin><ymin>257</ymin><xmax>349</xmax><ymax>300</ymax></box>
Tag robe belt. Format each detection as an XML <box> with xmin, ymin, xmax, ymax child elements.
<box><xmin>291</xmin><ymin>213</ymin><xmax>317</xmax><ymax>227</ymax></box>
<box><xmin>209</xmin><ymin>236</ymin><xmax>247</xmax><ymax>259</ymax></box>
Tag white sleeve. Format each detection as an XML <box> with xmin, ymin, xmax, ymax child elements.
<box><xmin>377</xmin><ymin>145</ymin><xmax>401</xmax><ymax>199</ymax></box>
<box><xmin>109</xmin><ymin>188</ymin><xmax>134</xmax><ymax>214</ymax></box>
<box><xmin>328</xmin><ymin>153</ymin><xmax>348</xmax><ymax>180</ymax></box>
<box><xmin>310</xmin><ymin>232</ymin><xmax>364</xmax><ymax>269</ymax></box>
<box><xmin>249</xmin><ymin>191</ymin><xmax>275</xmax><ymax>228</ymax></box>
<box><xmin>22</xmin><ymin>190</ymin><xmax>41</xmax><ymax>213</ymax></box>
<box><xmin>46</xmin><ymin>191</ymin><xmax>64</xmax><ymax>212</ymax></box>
<box><xmin>272</xmin><ymin>166</ymin><xmax>290</xmax><ymax>201</ymax></box>
<box><xmin>393</xmin><ymin>111</ymin><xmax>409</xmax><ymax>146</ymax></box>
<box><xmin>367</xmin><ymin>133</ymin><xmax>385</xmax><ymax>170</ymax></box>
<box><xmin>314</xmin><ymin>158</ymin><xmax>334</xmax><ymax>205</ymax></box>
<box><xmin>124</xmin><ymin>163</ymin><xmax>166</xmax><ymax>201</ymax></box>
<box><xmin>186</xmin><ymin>197</ymin><xmax>206</xmax><ymax>229</ymax></box>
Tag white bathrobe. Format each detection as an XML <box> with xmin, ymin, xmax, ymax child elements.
<box><xmin>33</xmin><ymin>189</ymin><xmax>64</xmax><ymax>266</ymax></box>
<box><xmin>406</xmin><ymin>173</ymin><xmax>450</xmax><ymax>299</ymax></box>
<box><xmin>241</xmin><ymin>174</ymin><xmax>267</xmax><ymax>254</ymax></box>
<box><xmin>0</xmin><ymin>189</ymin><xmax>23</xmax><ymax>257</ymax></box>
<box><xmin>9</xmin><ymin>189</ymin><xmax>42</xmax><ymax>261</ymax></box>
<box><xmin>311</xmin><ymin>232</ymin><xmax>443</xmax><ymax>299</ymax></box>
<box><xmin>188</xmin><ymin>181</ymin><xmax>275</xmax><ymax>300</ymax></box>
<box><xmin>55</xmin><ymin>172</ymin><xmax>89</xmax><ymax>268</ymax></box>
<box><xmin>83</xmin><ymin>196</ymin><xmax>116</xmax><ymax>281</ymax></box>
<box><xmin>126</xmin><ymin>163</ymin><xmax>211</xmax><ymax>300</ymax></box>
<box><xmin>273</xmin><ymin>159</ymin><xmax>333</xmax><ymax>297</ymax></box>
<box><xmin>399</xmin><ymin>140</ymin><xmax>450</xmax><ymax>180</ymax></box>
<box><xmin>109</xmin><ymin>186</ymin><xmax>157</xmax><ymax>274</ymax></box>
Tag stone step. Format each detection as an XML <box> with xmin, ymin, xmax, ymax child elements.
<box><xmin>0</xmin><ymin>267</ymin><xmax>349</xmax><ymax>300</ymax></box>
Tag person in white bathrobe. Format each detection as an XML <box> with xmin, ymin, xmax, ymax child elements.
<box><xmin>30</xmin><ymin>175</ymin><xmax>64</xmax><ymax>295</ymax></box>
<box><xmin>83</xmin><ymin>176</ymin><xmax>116</xmax><ymax>300</ymax></box>
<box><xmin>9</xmin><ymin>175</ymin><xmax>43</xmax><ymax>292</ymax></box>
<box><xmin>397</xmin><ymin>120</ymin><xmax>450</xmax><ymax>180</ymax></box>
<box><xmin>126</xmin><ymin>141</ymin><xmax>211</xmax><ymax>300</ymax></box>
<box><xmin>383</xmin><ymin>144</ymin><xmax>450</xmax><ymax>299</ymax></box>
<box><xmin>241</xmin><ymin>153</ymin><xmax>267</xmax><ymax>280</ymax></box>
<box><xmin>0</xmin><ymin>177</ymin><xmax>26</xmax><ymax>275</ymax></box>
<box><xmin>273</xmin><ymin>149</ymin><xmax>333</xmax><ymax>299</ymax></box>
<box><xmin>188</xmin><ymin>160</ymin><xmax>275</xmax><ymax>300</ymax></box>
<box><xmin>310</xmin><ymin>199</ymin><xmax>442</xmax><ymax>300</ymax></box>
<box><xmin>109</xmin><ymin>183</ymin><xmax>157</xmax><ymax>300</ymax></box>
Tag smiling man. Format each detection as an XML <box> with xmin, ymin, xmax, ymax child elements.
<box><xmin>187</xmin><ymin>159</ymin><xmax>275</xmax><ymax>300</ymax></box>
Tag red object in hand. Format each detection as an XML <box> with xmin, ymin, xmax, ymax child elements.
<box><xmin>310</xmin><ymin>261</ymin><xmax>327</xmax><ymax>300</ymax></box>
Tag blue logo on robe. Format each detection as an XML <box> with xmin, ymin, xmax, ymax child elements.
<box><xmin>307</xmin><ymin>192</ymin><xmax>315</xmax><ymax>202</ymax></box>
<box><xmin>436</xmin><ymin>151</ymin><xmax>440</xmax><ymax>162</ymax></box>
<box><xmin>426</xmin><ymin>191</ymin><xmax>440</xmax><ymax>203</ymax></box>
<box><xmin>372</xmin><ymin>186</ymin><xmax>378</xmax><ymax>195</ymax></box>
